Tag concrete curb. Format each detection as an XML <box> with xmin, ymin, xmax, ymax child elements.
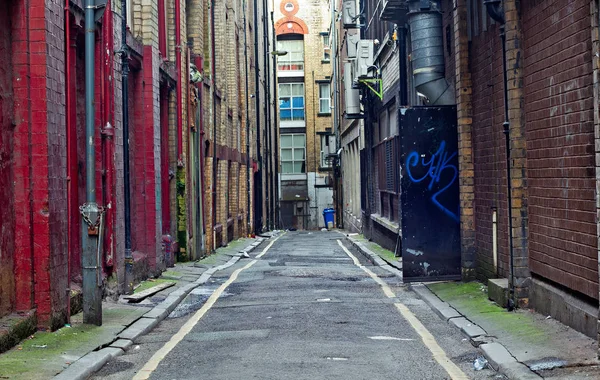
<box><xmin>54</xmin><ymin>237</ymin><xmax>266</xmax><ymax>380</ymax></box>
<box><xmin>409</xmin><ymin>283</ymin><xmax>542</xmax><ymax>380</ymax></box>
<box><xmin>345</xmin><ymin>235</ymin><xmax>403</xmax><ymax>279</ymax></box>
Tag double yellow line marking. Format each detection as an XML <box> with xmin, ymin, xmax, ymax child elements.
<box><xmin>133</xmin><ymin>235</ymin><xmax>283</xmax><ymax>380</ymax></box>
<box><xmin>337</xmin><ymin>240</ymin><xmax>469</xmax><ymax>380</ymax></box>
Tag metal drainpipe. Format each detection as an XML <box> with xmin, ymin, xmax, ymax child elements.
<box><xmin>484</xmin><ymin>0</ymin><xmax>515</xmax><ymax>310</ymax></box>
<box><xmin>331</xmin><ymin>0</ymin><xmax>340</xmax><ymax>227</ymax></box>
<box><xmin>196</xmin><ymin>57</ymin><xmax>206</xmax><ymax>252</ymax></box>
<box><xmin>211</xmin><ymin>0</ymin><xmax>218</xmax><ymax>249</ymax></box>
<box><xmin>83</xmin><ymin>0</ymin><xmax>102</xmax><ymax>325</ymax></box>
<box><xmin>64</xmin><ymin>0</ymin><xmax>72</xmax><ymax>323</ymax></box>
<box><xmin>271</xmin><ymin>11</ymin><xmax>280</xmax><ymax>229</ymax></box>
<box><xmin>253</xmin><ymin>0</ymin><xmax>263</xmax><ymax>234</ymax></box>
<box><xmin>244</xmin><ymin>0</ymin><xmax>251</xmax><ymax>235</ymax></box>
<box><xmin>121</xmin><ymin>0</ymin><xmax>133</xmax><ymax>295</ymax></box>
<box><xmin>264</xmin><ymin>0</ymin><xmax>273</xmax><ymax>231</ymax></box>
<box><xmin>175</xmin><ymin>0</ymin><xmax>183</xmax><ymax>159</ymax></box>
<box><xmin>262</xmin><ymin>1</ymin><xmax>271</xmax><ymax>231</ymax></box>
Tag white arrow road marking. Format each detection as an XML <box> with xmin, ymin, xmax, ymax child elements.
<box><xmin>337</xmin><ymin>240</ymin><xmax>468</xmax><ymax>380</ymax></box>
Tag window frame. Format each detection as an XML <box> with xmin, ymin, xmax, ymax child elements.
<box><xmin>318</xmin><ymin>82</ymin><xmax>331</xmax><ymax>114</ymax></box>
<box><xmin>278</xmin><ymin>83</ymin><xmax>305</xmax><ymax>122</ymax></box>
<box><xmin>320</xmin><ymin>134</ymin><xmax>332</xmax><ymax>168</ymax></box>
<box><xmin>280</xmin><ymin>133</ymin><xmax>306</xmax><ymax>174</ymax></box>
<box><xmin>276</xmin><ymin>39</ymin><xmax>305</xmax><ymax>72</ymax></box>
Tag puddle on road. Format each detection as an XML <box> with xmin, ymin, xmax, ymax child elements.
<box><xmin>167</xmin><ymin>286</ymin><xmax>232</xmax><ymax>319</ymax></box>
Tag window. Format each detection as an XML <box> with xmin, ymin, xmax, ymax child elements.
<box><xmin>281</xmin><ymin>134</ymin><xmax>306</xmax><ymax>174</ymax></box>
<box><xmin>277</xmin><ymin>39</ymin><xmax>304</xmax><ymax>71</ymax></box>
<box><xmin>320</xmin><ymin>135</ymin><xmax>332</xmax><ymax>168</ymax></box>
<box><xmin>158</xmin><ymin>0</ymin><xmax>168</xmax><ymax>58</ymax></box>
<box><xmin>319</xmin><ymin>83</ymin><xmax>331</xmax><ymax>114</ymax></box>
<box><xmin>279</xmin><ymin>83</ymin><xmax>305</xmax><ymax>121</ymax></box>
<box><xmin>323</xmin><ymin>34</ymin><xmax>331</xmax><ymax>61</ymax></box>
<box><xmin>126</xmin><ymin>0</ymin><xmax>133</xmax><ymax>29</ymax></box>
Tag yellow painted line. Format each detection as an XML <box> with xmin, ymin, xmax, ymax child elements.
<box><xmin>337</xmin><ymin>240</ymin><xmax>468</xmax><ymax>380</ymax></box>
<box><xmin>133</xmin><ymin>234</ymin><xmax>283</xmax><ymax>380</ymax></box>
<box><xmin>337</xmin><ymin>240</ymin><xmax>396</xmax><ymax>298</ymax></box>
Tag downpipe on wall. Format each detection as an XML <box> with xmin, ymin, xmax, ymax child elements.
<box><xmin>244</xmin><ymin>0</ymin><xmax>251</xmax><ymax>235</ymax></box>
<box><xmin>253</xmin><ymin>0</ymin><xmax>263</xmax><ymax>234</ymax></box>
<box><xmin>121</xmin><ymin>0</ymin><xmax>133</xmax><ymax>295</ymax></box>
<box><xmin>83</xmin><ymin>0</ymin><xmax>102</xmax><ymax>325</ymax></box>
<box><xmin>211</xmin><ymin>0</ymin><xmax>218</xmax><ymax>250</ymax></box>
<box><xmin>484</xmin><ymin>0</ymin><xmax>515</xmax><ymax>311</ymax></box>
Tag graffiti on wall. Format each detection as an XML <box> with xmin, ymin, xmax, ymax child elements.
<box><xmin>401</xmin><ymin>106</ymin><xmax>461</xmax><ymax>282</ymax></box>
<box><xmin>405</xmin><ymin>140</ymin><xmax>459</xmax><ymax>222</ymax></box>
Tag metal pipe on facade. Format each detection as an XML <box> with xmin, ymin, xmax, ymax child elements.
<box><xmin>121</xmin><ymin>0</ymin><xmax>133</xmax><ymax>294</ymax></box>
<box><xmin>64</xmin><ymin>0</ymin><xmax>72</xmax><ymax>323</ymax></box>
<box><xmin>263</xmin><ymin>0</ymin><xmax>272</xmax><ymax>231</ymax></box>
<box><xmin>407</xmin><ymin>0</ymin><xmax>455</xmax><ymax>106</ymax></box>
<box><xmin>83</xmin><ymin>0</ymin><xmax>102</xmax><ymax>325</ymax></box>
<box><xmin>211</xmin><ymin>0</ymin><xmax>218</xmax><ymax>248</ymax></box>
<box><xmin>244</xmin><ymin>0</ymin><xmax>251</xmax><ymax>235</ymax></box>
<box><xmin>483</xmin><ymin>0</ymin><xmax>515</xmax><ymax>310</ymax></box>
<box><xmin>253</xmin><ymin>0</ymin><xmax>263</xmax><ymax>234</ymax></box>
<box><xmin>271</xmin><ymin>11</ymin><xmax>280</xmax><ymax>229</ymax></box>
<box><xmin>196</xmin><ymin>57</ymin><xmax>207</xmax><ymax>248</ymax></box>
<box><xmin>175</xmin><ymin>0</ymin><xmax>183</xmax><ymax>159</ymax></box>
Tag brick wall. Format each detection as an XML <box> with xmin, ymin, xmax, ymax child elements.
<box><xmin>522</xmin><ymin>0</ymin><xmax>597</xmax><ymax>300</ymax></box>
<box><xmin>469</xmin><ymin>22</ymin><xmax>509</xmax><ymax>281</ymax></box>
<box><xmin>0</xmin><ymin>0</ymin><xmax>15</xmax><ymax>318</ymax></box>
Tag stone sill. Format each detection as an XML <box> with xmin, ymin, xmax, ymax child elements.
<box><xmin>370</xmin><ymin>213</ymin><xmax>400</xmax><ymax>234</ymax></box>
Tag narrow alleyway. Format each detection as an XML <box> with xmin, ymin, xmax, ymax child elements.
<box><xmin>91</xmin><ymin>232</ymin><xmax>497</xmax><ymax>380</ymax></box>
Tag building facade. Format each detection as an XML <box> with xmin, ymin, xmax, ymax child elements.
<box><xmin>335</xmin><ymin>0</ymin><xmax>600</xmax><ymax>350</ymax></box>
<box><xmin>0</xmin><ymin>0</ymin><xmax>273</xmax><ymax>334</ymax></box>
<box><xmin>274</xmin><ymin>0</ymin><xmax>335</xmax><ymax>230</ymax></box>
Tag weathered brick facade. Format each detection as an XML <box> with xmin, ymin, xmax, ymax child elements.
<box><xmin>0</xmin><ymin>0</ymin><xmax>269</xmax><ymax>333</ymax></box>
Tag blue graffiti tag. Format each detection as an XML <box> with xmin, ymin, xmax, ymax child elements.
<box><xmin>406</xmin><ymin>141</ymin><xmax>459</xmax><ymax>222</ymax></box>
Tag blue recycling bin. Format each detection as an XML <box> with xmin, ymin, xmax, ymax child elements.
<box><xmin>323</xmin><ymin>208</ymin><xmax>335</xmax><ymax>229</ymax></box>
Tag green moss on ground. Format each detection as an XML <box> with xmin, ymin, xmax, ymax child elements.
<box><xmin>428</xmin><ymin>282</ymin><xmax>548</xmax><ymax>345</ymax></box>
<box><xmin>0</xmin><ymin>324</ymin><xmax>104</xmax><ymax>379</ymax></box>
<box><xmin>355</xmin><ymin>234</ymin><xmax>398</xmax><ymax>263</ymax></box>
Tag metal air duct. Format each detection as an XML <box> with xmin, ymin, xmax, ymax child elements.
<box><xmin>408</xmin><ymin>0</ymin><xmax>455</xmax><ymax>105</ymax></box>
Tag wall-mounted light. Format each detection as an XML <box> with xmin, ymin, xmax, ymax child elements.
<box><xmin>270</xmin><ymin>50</ymin><xmax>288</xmax><ymax>56</ymax></box>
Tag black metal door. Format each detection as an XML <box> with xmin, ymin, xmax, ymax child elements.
<box><xmin>400</xmin><ymin>106</ymin><xmax>461</xmax><ymax>281</ymax></box>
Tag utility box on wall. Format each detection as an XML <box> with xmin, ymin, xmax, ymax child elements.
<box><xmin>356</xmin><ymin>40</ymin><xmax>375</xmax><ymax>79</ymax></box>
<box><xmin>344</xmin><ymin>62</ymin><xmax>361</xmax><ymax>117</ymax></box>
<box><xmin>400</xmin><ymin>106</ymin><xmax>460</xmax><ymax>282</ymax></box>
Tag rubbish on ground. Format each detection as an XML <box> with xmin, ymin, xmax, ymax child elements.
<box><xmin>473</xmin><ymin>356</ymin><xmax>488</xmax><ymax>371</ymax></box>
<box><xmin>32</xmin><ymin>345</ymin><xmax>47</xmax><ymax>348</ymax></box>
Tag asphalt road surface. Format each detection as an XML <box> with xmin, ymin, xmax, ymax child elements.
<box><xmin>92</xmin><ymin>231</ymin><xmax>501</xmax><ymax>380</ymax></box>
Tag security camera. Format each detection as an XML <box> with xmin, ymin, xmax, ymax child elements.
<box><xmin>250</xmin><ymin>94</ymin><xmax>255</xmax><ymax>98</ymax></box>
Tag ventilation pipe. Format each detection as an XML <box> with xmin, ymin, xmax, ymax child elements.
<box><xmin>407</xmin><ymin>0</ymin><xmax>455</xmax><ymax>105</ymax></box>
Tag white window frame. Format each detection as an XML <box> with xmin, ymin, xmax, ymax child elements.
<box><xmin>126</xmin><ymin>0</ymin><xmax>133</xmax><ymax>29</ymax></box>
<box><xmin>280</xmin><ymin>134</ymin><xmax>306</xmax><ymax>174</ymax></box>
<box><xmin>277</xmin><ymin>39</ymin><xmax>304</xmax><ymax>73</ymax></box>
<box><xmin>319</xmin><ymin>82</ymin><xmax>331</xmax><ymax>114</ymax></box>
<box><xmin>279</xmin><ymin>83</ymin><xmax>305</xmax><ymax>122</ymax></box>
<box><xmin>323</xmin><ymin>34</ymin><xmax>331</xmax><ymax>61</ymax></box>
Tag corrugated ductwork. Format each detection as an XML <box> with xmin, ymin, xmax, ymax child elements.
<box><xmin>407</xmin><ymin>0</ymin><xmax>455</xmax><ymax>105</ymax></box>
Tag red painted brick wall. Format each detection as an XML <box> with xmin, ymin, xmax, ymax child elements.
<box><xmin>470</xmin><ymin>25</ymin><xmax>510</xmax><ymax>281</ymax></box>
<box><xmin>522</xmin><ymin>0</ymin><xmax>598</xmax><ymax>300</ymax></box>
<box><xmin>0</xmin><ymin>0</ymin><xmax>16</xmax><ymax>318</ymax></box>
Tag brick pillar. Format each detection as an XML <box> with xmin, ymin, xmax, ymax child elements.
<box><xmin>504</xmin><ymin>0</ymin><xmax>530</xmax><ymax>307</ymax></box>
<box><xmin>590</xmin><ymin>0</ymin><xmax>600</xmax><ymax>356</ymax></box>
<box><xmin>453</xmin><ymin>0</ymin><xmax>476</xmax><ymax>280</ymax></box>
<box><xmin>13</xmin><ymin>0</ymin><xmax>68</xmax><ymax>329</ymax></box>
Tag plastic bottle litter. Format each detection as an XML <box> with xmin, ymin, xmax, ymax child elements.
<box><xmin>473</xmin><ymin>356</ymin><xmax>488</xmax><ymax>371</ymax></box>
